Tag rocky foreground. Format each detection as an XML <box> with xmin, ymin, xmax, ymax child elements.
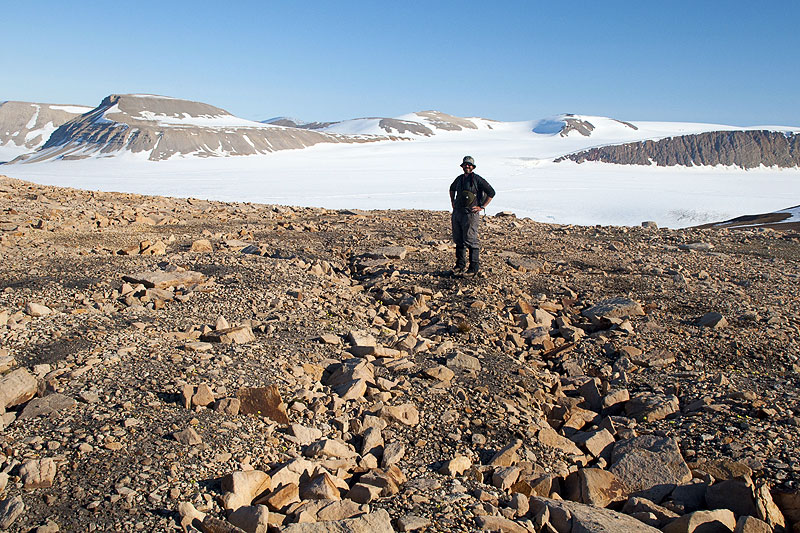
<box><xmin>0</xmin><ymin>175</ymin><xmax>798</xmax><ymax>533</ymax></box>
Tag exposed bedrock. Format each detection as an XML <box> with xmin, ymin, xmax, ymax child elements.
<box><xmin>555</xmin><ymin>130</ymin><xmax>800</xmax><ymax>169</ymax></box>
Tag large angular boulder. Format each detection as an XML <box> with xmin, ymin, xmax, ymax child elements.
<box><xmin>565</xmin><ymin>468</ymin><xmax>627</xmax><ymax>507</ymax></box>
<box><xmin>220</xmin><ymin>470</ymin><xmax>271</xmax><ymax>511</ymax></box>
<box><xmin>662</xmin><ymin>509</ymin><xmax>736</xmax><ymax>533</ymax></box>
<box><xmin>530</xmin><ymin>496</ymin><xmax>661</xmax><ymax>532</ymax></box>
<box><xmin>0</xmin><ymin>368</ymin><xmax>38</xmax><ymax>409</ymax></box>
<box><xmin>609</xmin><ymin>435</ymin><xmax>691</xmax><ymax>503</ymax></box>
<box><xmin>625</xmin><ymin>392</ymin><xmax>679</xmax><ymax>422</ymax></box>
<box><xmin>582</xmin><ymin>297</ymin><xmax>645</xmax><ymax>323</ymax></box>
<box><xmin>705</xmin><ymin>476</ymin><xmax>785</xmax><ymax>530</ymax></box>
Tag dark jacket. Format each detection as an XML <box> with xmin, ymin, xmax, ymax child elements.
<box><xmin>450</xmin><ymin>172</ymin><xmax>496</xmax><ymax>212</ymax></box>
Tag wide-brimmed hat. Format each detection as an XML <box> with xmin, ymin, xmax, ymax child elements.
<box><xmin>461</xmin><ymin>156</ymin><xmax>476</xmax><ymax>168</ymax></box>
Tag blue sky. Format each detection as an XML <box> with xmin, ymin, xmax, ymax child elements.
<box><xmin>3</xmin><ymin>1</ymin><xmax>798</xmax><ymax>125</ymax></box>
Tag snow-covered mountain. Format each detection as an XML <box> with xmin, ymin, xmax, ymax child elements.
<box><xmin>3</xmin><ymin>93</ymin><xmax>798</xmax><ymax>168</ymax></box>
<box><xmin>0</xmin><ymin>101</ymin><xmax>92</xmax><ymax>162</ymax></box>
<box><xmin>9</xmin><ymin>94</ymin><xmax>392</xmax><ymax>163</ymax></box>
<box><xmin>286</xmin><ymin>110</ymin><xmax>499</xmax><ymax>137</ymax></box>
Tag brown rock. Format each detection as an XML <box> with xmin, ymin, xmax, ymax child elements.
<box><xmin>565</xmin><ymin>468</ymin><xmax>626</xmax><ymax>507</ymax></box>
<box><xmin>734</xmin><ymin>516</ymin><xmax>772</xmax><ymax>533</ymax></box>
<box><xmin>531</xmin><ymin>496</ymin><xmax>661</xmax><ymax>532</ymax></box>
<box><xmin>474</xmin><ymin>515</ymin><xmax>529</xmax><ymax>533</ymax></box>
<box><xmin>0</xmin><ymin>367</ymin><xmax>38</xmax><ymax>409</ymax></box>
<box><xmin>610</xmin><ymin>435</ymin><xmax>691</xmax><ymax>503</ymax></box>
<box><xmin>201</xmin><ymin>515</ymin><xmax>248</xmax><ymax>533</ymax></box>
<box><xmin>173</xmin><ymin>428</ymin><xmax>202</xmax><ymax>446</ymax></box>
<box><xmin>538</xmin><ymin>427</ymin><xmax>582</xmax><ymax>456</ymax></box>
<box><xmin>18</xmin><ymin>393</ymin><xmax>76</xmax><ymax>419</ymax></box>
<box><xmin>228</xmin><ymin>505</ymin><xmax>269</xmax><ymax>533</ymax></box>
<box><xmin>774</xmin><ymin>489</ymin><xmax>800</xmax><ymax>528</ymax></box>
<box><xmin>19</xmin><ymin>458</ymin><xmax>57</xmax><ymax>489</ymax></box>
<box><xmin>255</xmin><ymin>483</ymin><xmax>299</xmax><ymax>511</ymax></box>
<box><xmin>582</xmin><ymin>297</ymin><xmax>645</xmax><ymax>323</ymax></box>
<box><xmin>698</xmin><ymin>312</ymin><xmax>728</xmax><ymax>329</ymax></box>
<box><xmin>191</xmin><ymin>239</ymin><xmax>213</xmax><ymax>252</ymax></box>
<box><xmin>382</xmin><ymin>403</ymin><xmax>420</xmax><ymax>426</ymax></box>
<box><xmin>214</xmin><ymin>398</ymin><xmax>241</xmax><ymax>416</ymax></box>
<box><xmin>237</xmin><ymin>385</ymin><xmax>289</xmax><ymax>424</ymax></box>
<box><xmin>489</xmin><ymin>439</ymin><xmax>523</xmax><ymax>467</ymax></box>
<box><xmin>304</xmin><ymin>438</ymin><xmax>358</xmax><ymax>460</ymax></box>
<box><xmin>570</xmin><ymin>428</ymin><xmax>615</xmax><ymax>460</ymax></box>
<box><xmin>691</xmin><ymin>459</ymin><xmax>753</xmax><ymax>481</ymax></box>
<box><xmin>300</xmin><ymin>473</ymin><xmax>341</xmax><ymax>501</ymax></box>
<box><xmin>439</xmin><ymin>455</ymin><xmax>472</xmax><ymax>476</ymax></box>
<box><xmin>191</xmin><ymin>383</ymin><xmax>215</xmax><ymax>407</ymax></box>
<box><xmin>347</xmin><ymin>482</ymin><xmax>383</xmax><ymax>504</ymax></box>
<box><xmin>492</xmin><ymin>466</ymin><xmax>522</xmax><ymax>491</ymax></box>
<box><xmin>625</xmin><ymin>392</ymin><xmax>679</xmax><ymax>422</ymax></box>
<box><xmin>423</xmin><ymin>365</ymin><xmax>455</xmax><ymax>382</ymax></box>
<box><xmin>662</xmin><ymin>509</ymin><xmax>736</xmax><ymax>533</ymax></box>
<box><xmin>622</xmin><ymin>496</ymin><xmax>680</xmax><ymax>528</ymax></box>
<box><xmin>221</xmin><ymin>470</ymin><xmax>271</xmax><ymax>512</ymax></box>
<box><xmin>201</xmin><ymin>325</ymin><xmax>256</xmax><ymax>344</ymax></box>
<box><xmin>280</xmin><ymin>509</ymin><xmax>394</xmax><ymax>533</ymax></box>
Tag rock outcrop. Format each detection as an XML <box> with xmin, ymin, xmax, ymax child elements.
<box><xmin>555</xmin><ymin>130</ymin><xmax>800</xmax><ymax>168</ymax></box>
<box><xmin>0</xmin><ymin>101</ymin><xmax>92</xmax><ymax>159</ymax></box>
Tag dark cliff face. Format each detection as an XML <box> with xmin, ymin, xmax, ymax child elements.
<box><xmin>555</xmin><ymin>130</ymin><xmax>800</xmax><ymax>169</ymax></box>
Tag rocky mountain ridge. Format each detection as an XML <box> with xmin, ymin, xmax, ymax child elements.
<box><xmin>0</xmin><ymin>102</ymin><xmax>92</xmax><ymax>161</ymax></box>
<box><xmin>0</xmin><ymin>176</ymin><xmax>798</xmax><ymax>532</ymax></box>
<box><xmin>555</xmin><ymin>130</ymin><xmax>800</xmax><ymax>169</ymax></box>
<box><xmin>9</xmin><ymin>95</ymin><xmax>393</xmax><ymax>163</ymax></box>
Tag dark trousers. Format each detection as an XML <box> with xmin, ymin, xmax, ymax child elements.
<box><xmin>452</xmin><ymin>209</ymin><xmax>480</xmax><ymax>266</ymax></box>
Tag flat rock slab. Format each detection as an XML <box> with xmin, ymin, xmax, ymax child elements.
<box><xmin>505</xmin><ymin>254</ymin><xmax>545</xmax><ymax>274</ymax></box>
<box><xmin>366</xmin><ymin>246</ymin><xmax>407</xmax><ymax>259</ymax></box>
<box><xmin>201</xmin><ymin>326</ymin><xmax>256</xmax><ymax>344</ymax></box>
<box><xmin>397</xmin><ymin>515</ymin><xmax>431</xmax><ymax>531</ymax></box>
<box><xmin>446</xmin><ymin>352</ymin><xmax>481</xmax><ymax>371</ymax></box>
<box><xmin>679</xmin><ymin>242</ymin><xmax>714</xmax><ymax>251</ymax></box>
<box><xmin>18</xmin><ymin>393</ymin><xmax>76</xmax><ymax>419</ymax></box>
<box><xmin>123</xmin><ymin>270</ymin><xmax>206</xmax><ymax>289</ymax></box>
<box><xmin>631</xmin><ymin>350</ymin><xmax>676</xmax><ymax>368</ymax></box>
<box><xmin>237</xmin><ymin>385</ymin><xmax>289</xmax><ymax>424</ymax></box>
<box><xmin>280</xmin><ymin>509</ymin><xmax>394</xmax><ymax>533</ymax></box>
<box><xmin>582</xmin><ymin>297</ymin><xmax>645</xmax><ymax>322</ymax></box>
<box><xmin>690</xmin><ymin>459</ymin><xmax>753</xmax><ymax>481</ymax></box>
<box><xmin>531</xmin><ymin>496</ymin><xmax>662</xmax><ymax>532</ymax></box>
<box><xmin>0</xmin><ymin>496</ymin><xmax>25</xmax><ymax>529</ymax></box>
<box><xmin>625</xmin><ymin>392</ymin><xmax>679</xmax><ymax>422</ymax></box>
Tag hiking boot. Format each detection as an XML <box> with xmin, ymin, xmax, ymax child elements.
<box><xmin>464</xmin><ymin>248</ymin><xmax>479</xmax><ymax>276</ymax></box>
<box><xmin>453</xmin><ymin>246</ymin><xmax>467</xmax><ymax>274</ymax></box>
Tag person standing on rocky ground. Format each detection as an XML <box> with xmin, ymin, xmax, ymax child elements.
<box><xmin>449</xmin><ymin>155</ymin><xmax>495</xmax><ymax>277</ymax></box>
